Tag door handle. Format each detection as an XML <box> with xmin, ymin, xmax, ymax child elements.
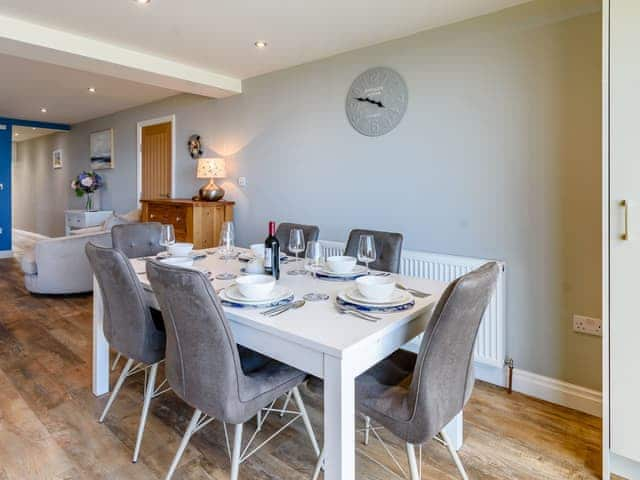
<box><xmin>621</xmin><ymin>200</ymin><xmax>630</xmax><ymax>240</ymax></box>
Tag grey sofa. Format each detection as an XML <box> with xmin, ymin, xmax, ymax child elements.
<box><xmin>21</xmin><ymin>231</ymin><xmax>112</xmax><ymax>294</ymax></box>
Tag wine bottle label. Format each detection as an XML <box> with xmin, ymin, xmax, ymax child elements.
<box><xmin>265</xmin><ymin>248</ymin><xmax>272</xmax><ymax>268</ymax></box>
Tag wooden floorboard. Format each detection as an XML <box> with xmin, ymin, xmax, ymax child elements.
<box><xmin>0</xmin><ymin>258</ymin><xmax>603</xmax><ymax>479</ymax></box>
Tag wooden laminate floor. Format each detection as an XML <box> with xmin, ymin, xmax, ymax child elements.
<box><xmin>0</xmin><ymin>258</ymin><xmax>603</xmax><ymax>479</ymax></box>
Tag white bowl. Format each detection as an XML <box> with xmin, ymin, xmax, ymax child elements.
<box><xmin>246</xmin><ymin>259</ymin><xmax>265</xmax><ymax>274</ymax></box>
<box><xmin>160</xmin><ymin>257</ymin><xmax>195</xmax><ymax>269</ymax></box>
<box><xmin>250</xmin><ymin>243</ymin><xmax>266</xmax><ymax>258</ymax></box>
<box><xmin>236</xmin><ymin>274</ymin><xmax>276</xmax><ymax>300</ymax></box>
<box><xmin>326</xmin><ymin>256</ymin><xmax>357</xmax><ymax>274</ymax></box>
<box><xmin>168</xmin><ymin>242</ymin><xmax>194</xmax><ymax>257</ymax></box>
<box><xmin>356</xmin><ymin>276</ymin><xmax>396</xmax><ymax>302</ymax></box>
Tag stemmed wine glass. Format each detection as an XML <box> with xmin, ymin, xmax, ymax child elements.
<box><xmin>303</xmin><ymin>241</ymin><xmax>329</xmax><ymax>301</ymax></box>
<box><xmin>357</xmin><ymin>234</ymin><xmax>377</xmax><ymax>274</ymax></box>
<box><xmin>216</xmin><ymin>221</ymin><xmax>237</xmax><ymax>280</ymax></box>
<box><xmin>287</xmin><ymin>228</ymin><xmax>306</xmax><ymax>275</ymax></box>
<box><xmin>159</xmin><ymin>224</ymin><xmax>175</xmax><ymax>255</ymax></box>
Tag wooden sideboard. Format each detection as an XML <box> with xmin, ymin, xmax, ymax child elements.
<box><xmin>140</xmin><ymin>199</ymin><xmax>234</xmax><ymax>249</ymax></box>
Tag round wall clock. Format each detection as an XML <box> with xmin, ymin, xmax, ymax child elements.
<box><xmin>345</xmin><ymin>67</ymin><xmax>408</xmax><ymax>137</ymax></box>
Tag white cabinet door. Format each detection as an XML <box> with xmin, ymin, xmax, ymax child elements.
<box><xmin>610</xmin><ymin>0</ymin><xmax>640</xmax><ymax>463</ymax></box>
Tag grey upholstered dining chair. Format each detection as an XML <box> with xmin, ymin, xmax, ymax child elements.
<box><xmin>344</xmin><ymin>228</ymin><xmax>403</xmax><ymax>273</ymax></box>
<box><xmin>312</xmin><ymin>262</ymin><xmax>499</xmax><ymax>480</ymax></box>
<box><xmin>276</xmin><ymin>222</ymin><xmax>320</xmax><ymax>255</ymax></box>
<box><xmin>112</xmin><ymin>222</ymin><xmax>164</xmax><ymax>259</ymax></box>
<box><xmin>85</xmin><ymin>242</ymin><xmax>168</xmax><ymax>464</ymax></box>
<box><xmin>146</xmin><ymin>260</ymin><xmax>320</xmax><ymax>480</ymax></box>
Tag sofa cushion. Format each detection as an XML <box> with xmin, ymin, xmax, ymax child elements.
<box><xmin>20</xmin><ymin>248</ymin><xmax>37</xmax><ymax>274</ymax></box>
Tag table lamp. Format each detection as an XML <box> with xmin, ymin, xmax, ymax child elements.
<box><xmin>196</xmin><ymin>157</ymin><xmax>226</xmax><ymax>201</ymax></box>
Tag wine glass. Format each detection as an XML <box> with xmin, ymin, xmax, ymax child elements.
<box><xmin>159</xmin><ymin>224</ymin><xmax>175</xmax><ymax>255</ymax></box>
<box><xmin>287</xmin><ymin>228</ymin><xmax>306</xmax><ymax>275</ymax></box>
<box><xmin>216</xmin><ymin>222</ymin><xmax>237</xmax><ymax>280</ymax></box>
<box><xmin>357</xmin><ymin>234</ymin><xmax>377</xmax><ymax>274</ymax></box>
<box><xmin>303</xmin><ymin>241</ymin><xmax>329</xmax><ymax>301</ymax></box>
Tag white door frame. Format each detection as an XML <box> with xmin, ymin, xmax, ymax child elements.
<box><xmin>136</xmin><ymin>114</ymin><xmax>176</xmax><ymax>203</ymax></box>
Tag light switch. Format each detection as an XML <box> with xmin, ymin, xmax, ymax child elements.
<box><xmin>238</xmin><ymin>177</ymin><xmax>247</xmax><ymax>187</ymax></box>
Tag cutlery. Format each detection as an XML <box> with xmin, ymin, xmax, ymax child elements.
<box><xmin>261</xmin><ymin>299</ymin><xmax>304</xmax><ymax>317</ymax></box>
<box><xmin>267</xmin><ymin>300</ymin><xmax>306</xmax><ymax>317</ymax></box>
<box><xmin>369</xmin><ymin>271</ymin><xmax>391</xmax><ymax>277</ymax></box>
<box><xmin>396</xmin><ymin>283</ymin><xmax>430</xmax><ymax>298</ymax></box>
<box><xmin>336</xmin><ymin>305</ymin><xmax>381</xmax><ymax>322</ymax></box>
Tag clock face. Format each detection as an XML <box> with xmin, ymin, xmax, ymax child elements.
<box><xmin>346</xmin><ymin>67</ymin><xmax>408</xmax><ymax>137</ymax></box>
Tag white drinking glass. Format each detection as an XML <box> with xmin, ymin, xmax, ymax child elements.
<box><xmin>216</xmin><ymin>222</ymin><xmax>237</xmax><ymax>280</ymax></box>
<box><xmin>357</xmin><ymin>234</ymin><xmax>377</xmax><ymax>274</ymax></box>
<box><xmin>287</xmin><ymin>228</ymin><xmax>306</xmax><ymax>275</ymax></box>
<box><xmin>160</xmin><ymin>224</ymin><xmax>175</xmax><ymax>254</ymax></box>
<box><xmin>303</xmin><ymin>241</ymin><xmax>329</xmax><ymax>301</ymax></box>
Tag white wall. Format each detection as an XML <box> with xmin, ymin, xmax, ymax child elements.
<box><xmin>60</xmin><ymin>0</ymin><xmax>602</xmax><ymax>390</ymax></box>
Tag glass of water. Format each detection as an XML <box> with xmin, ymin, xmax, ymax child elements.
<box><xmin>216</xmin><ymin>222</ymin><xmax>237</xmax><ymax>280</ymax></box>
<box><xmin>303</xmin><ymin>241</ymin><xmax>329</xmax><ymax>301</ymax></box>
<box><xmin>287</xmin><ymin>228</ymin><xmax>306</xmax><ymax>275</ymax></box>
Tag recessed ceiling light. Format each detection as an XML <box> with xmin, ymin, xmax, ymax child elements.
<box><xmin>254</xmin><ymin>40</ymin><xmax>268</xmax><ymax>49</ymax></box>
<box><xmin>88</xmin><ymin>87</ymin><xmax>96</xmax><ymax>93</ymax></box>
<box><xmin>40</xmin><ymin>107</ymin><xmax>47</xmax><ymax>113</ymax></box>
<box><xmin>135</xmin><ymin>0</ymin><xmax>151</xmax><ymax>4</ymax></box>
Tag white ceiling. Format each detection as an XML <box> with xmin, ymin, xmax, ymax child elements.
<box><xmin>12</xmin><ymin>125</ymin><xmax>64</xmax><ymax>142</ymax></box>
<box><xmin>0</xmin><ymin>53</ymin><xmax>178</xmax><ymax>124</ymax></box>
<box><xmin>0</xmin><ymin>0</ymin><xmax>530</xmax><ymax>80</ymax></box>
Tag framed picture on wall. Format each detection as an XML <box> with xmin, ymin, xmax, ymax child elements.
<box><xmin>52</xmin><ymin>149</ymin><xmax>63</xmax><ymax>169</ymax></box>
<box><xmin>90</xmin><ymin>129</ymin><xmax>114</xmax><ymax>169</ymax></box>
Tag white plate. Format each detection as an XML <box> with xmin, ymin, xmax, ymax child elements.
<box><xmin>223</xmin><ymin>284</ymin><xmax>293</xmax><ymax>304</ymax></box>
<box><xmin>341</xmin><ymin>287</ymin><xmax>413</xmax><ymax>307</ymax></box>
<box><xmin>317</xmin><ymin>264</ymin><xmax>368</xmax><ymax>277</ymax></box>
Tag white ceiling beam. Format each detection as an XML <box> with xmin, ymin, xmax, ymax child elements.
<box><xmin>0</xmin><ymin>14</ymin><xmax>242</xmax><ymax>98</ymax></box>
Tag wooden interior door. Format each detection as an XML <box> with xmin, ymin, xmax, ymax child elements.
<box><xmin>141</xmin><ymin>122</ymin><xmax>172</xmax><ymax>200</ymax></box>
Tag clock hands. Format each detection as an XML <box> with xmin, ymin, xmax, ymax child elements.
<box><xmin>355</xmin><ymin>97</ymin><xmax>385</xmax><ymax>108</ymax></box>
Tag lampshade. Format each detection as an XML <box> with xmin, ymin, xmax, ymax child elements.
<box><xmin>196</xmin><ymin>157</ymin><xmax>226</xmax><ymax>179</ymax></box>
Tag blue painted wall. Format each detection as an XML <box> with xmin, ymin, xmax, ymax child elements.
<box><xmin>0</xmin><ymin>117</ymin><xmax>70</xmax><ymax>252</ymax></box>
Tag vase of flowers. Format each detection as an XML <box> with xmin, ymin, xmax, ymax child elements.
<box><xmin>71</xmin><ymin>171</ymin><xmax>103</xmax><ymax>211</ymax></box>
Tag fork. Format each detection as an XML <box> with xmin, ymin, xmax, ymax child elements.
<box><xmin>336</xmin><ymin>305</ymin><xmax>381</xmax><ymax>322</ymax></box>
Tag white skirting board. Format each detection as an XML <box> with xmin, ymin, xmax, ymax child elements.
<box><xmin>0</xmin><ymin>250</ymin><xmax>13</xmax><ymax>259</ymax></box>
<box><xmin>611</xmin><ymin>453</ymin><xmax>640</xmax><ymax>479</ymax></box>
<box><xmin>472</xmin><ymin>363</ymin><xmax>602</xmax><ymax>418</ymax></box>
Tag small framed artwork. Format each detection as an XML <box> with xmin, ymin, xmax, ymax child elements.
<box><xmin>52</xmin><ymin>149</ymin><xmax>63</xmax><ymax>169</ymax></box>
<box><xmin>90</xmin><ymin>128</ymin><xmax>114</xmax><ymax>170</ymax></box>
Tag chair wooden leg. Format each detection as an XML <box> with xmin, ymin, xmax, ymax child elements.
<box><xmin>133</xmin><ymin>362</ymin><xmax>158</xmax><ymax>463</ymax></box>
<box><xmin>230</xmin><ymin>423</ymin><xmax>243</xmax><ymax>480</ymax></box>
<box><xmin>165</xmin><ymin>409</ymin><xmax>202</xmax><ymax>480</ymax></box>
<box><xmin>406</xmin><ymin>443</ymin><xmax>421</xmax><ymax>480</ymax></box>
<box><xmin>440</xmin><ymin>430</ymin><xmax>469</xmax><ymax>480</ymax></box>
<box><xmin>292</xmin><ymin>386</ymin><xmax>320</xmax><ymax>456</ymax></box>
<box><xmin>99</xmin><ymin>358</ymin><xmax>134</xmax><ymax>423</ymax></box>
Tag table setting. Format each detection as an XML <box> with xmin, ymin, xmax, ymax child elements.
<box><xmin>133</xmin><ymin>225</ymin><xmax>431</xmax><ymax>325</ymax></box>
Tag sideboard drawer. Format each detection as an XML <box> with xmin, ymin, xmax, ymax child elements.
<box><xmin>67</xmin><ymin>213</ymin><xmax>86</xmax><ymax>228</ymax></box>
<box><xmin>140</xmin><ymin>199</ymin><xmax>234</xmax><ymax>249</ymax></box>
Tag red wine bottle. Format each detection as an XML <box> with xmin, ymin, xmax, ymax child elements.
<box><xmin>264</xmin><ymin>221</ymin><xmax>280</xmax><ymax>280</ymax></box>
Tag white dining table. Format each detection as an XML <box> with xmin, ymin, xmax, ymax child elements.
<box><xmin>91</xmin><ymin>249</ymin><xmax>464</xmax><ymax>480</ymax></box>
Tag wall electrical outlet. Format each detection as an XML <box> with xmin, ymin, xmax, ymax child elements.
<box><xmin>573</xmin><ymin>315</ymin><xmax>602</xmax><ymax>336</ymax></box>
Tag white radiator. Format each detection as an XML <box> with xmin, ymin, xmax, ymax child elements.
<box><xmin>320</xmin><ymin>241</ymin><xmax>506</xmax><ymax>369</ymax></box>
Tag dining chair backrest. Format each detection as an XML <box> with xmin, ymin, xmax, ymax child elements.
<box><xmin>85</xmin><ymin>242</ymin><xmax>165</xmax><ymax>364</ymax></box>
<box><xmin>407</xmin><ymin>262</ymin><xmax>499</xmax><ymax>443</ymax></box>
<box><xmin>112</xmin><ymin>222</ymin><xmax>164</xmax><ymax>259</ymax></box>
<box><xmin>344</xmin><ymin>229</ymin><xmax>403</xmax><ymax>273</ymax></box>
<box><xmin>146</xmin><ymin>260</ymin><xmax>254</xmax><ymax>424</ymax></box>
<box><xmin>276</xmin><ymin>223</ymin><xmax>320</xmax><ymax>255</ymax></box>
